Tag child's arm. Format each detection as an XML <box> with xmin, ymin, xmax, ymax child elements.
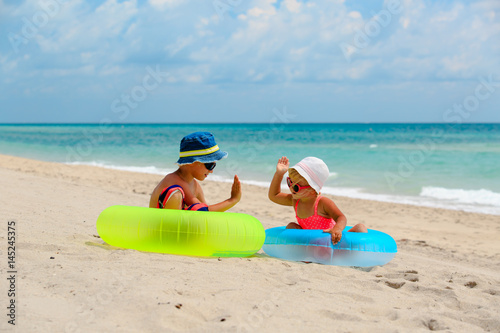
<box><xmin>268</xmin><ymin>156</ymin><xmax>293</xmax><ymax>206</ymax></box>
<box><xmin>182</xmin><ymin>176</ymin><xmax>241</xmax><ymax>212</ymax></box>
<box><xmin>320</xmin><ymin>197</ymin><xmax>347</xmax><ymax>244</ymax></box>
<box><xmin>206</xmin><ymin>175</ymin><xmax>242</xmax><ymax>212</ymax></box>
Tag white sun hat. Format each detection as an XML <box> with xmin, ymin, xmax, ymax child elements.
<box><xmin>290</xmin><ymin>157</ymin><xmax>330</xmax><ymax>194</ymax></box>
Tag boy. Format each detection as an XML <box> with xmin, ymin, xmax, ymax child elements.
<box><xmin>149</xmin><ymin>132</ymin><xmax>241</xmax><ymax>211</ymax></box>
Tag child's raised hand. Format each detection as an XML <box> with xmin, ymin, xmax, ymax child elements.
<box><xmin>230</xmin><ymin>175</ymin><xmax>242</xmax><ymax>203</ymax></box>
<box><xmin>276</xmin><ymin>156</ymin><xmax>289</xmax><ymax>175</ymax></box>
<box><xmin>324</xmin><ymin>227</ymin><xmax>342</xmax><ymax>245</ymax></box>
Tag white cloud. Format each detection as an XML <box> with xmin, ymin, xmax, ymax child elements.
<box><xmin>0</xmin><ymin>55</ymin><xmax>19</xmax><ymax>77</ymax></box>
<box><xmin>43</xmin><ymin>65</ymin><xmax>95</xmax><ymax>77</ymax></box>
<box><xmin>442</xmin><ymin>55</ymin><xmax>471</xmax><ymax>74</ymax></box>
<box><xmin>185</xmin><ymin>74</ymin><xmax>202</xmax><ymax>83</ymax></box>
<box><xmin>400</xmin><ymin>17</ymin><xmax>410</xmax><ymax>29</ymax></box>
<box><xmin>35</xmin><ymin>0</ymin><xmax>138</xmax><ymax>54</ymax></box>
<box><xmin>247</xmin><ymin>6</ymin><xmax>276</xmax><ymax>17</ymax></box>
<box><xmin>183</xmin><ymin>0</ymin><xmax>499</xmax><ymax>85</ymax></box>
<box><xmin>165</xmin><ymin>36</ymin><xmax>195</xmax><ymax>56</ymax></box>
<box><xmin>348</xmin><ymin>11</ymin><xmax>361</xmax><ymax>19</ymax></box>
<box><xmin>148</xmin><ymin>0</ymin><xmax>183</xmax><ymax>10</ymax></box>
<box><xmin>431</xmin><ymin>3</ymin><xmax>463</xmax><ymax>23</ymax></box>
<box><xmin>1</xmin><ymin>0</ymin><xmax>499</xmax><ymax>123</ymax></box>
<box><xmin>1</xmin><ymin>0</ymin><xmax>499</xmax><ymax>98</ymax></box>
<box><xmin>284</xmin><ymin>0</ymin><xmax>302</xmax><ymax>13</ymax></box>
<box><xmin>290</xmin><ymin>47</ymin><xmax>308</xmax><ymax>57</ymax></box>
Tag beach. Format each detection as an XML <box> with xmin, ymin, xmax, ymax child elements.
<box><xmin>1</xmin><ymin>153</ymin><xmax>499</xmax><ymax>332</ymax></box>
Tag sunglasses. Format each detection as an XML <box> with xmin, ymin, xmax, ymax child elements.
<box><xmin>204</xmin><ymin>162</ymin><xmax>216</xmax><ymax>171</ymax></box>
<box><xmin>286</xmin><ymin>177</ymin><xmax>311</xmax><ymax>193</ymax></box>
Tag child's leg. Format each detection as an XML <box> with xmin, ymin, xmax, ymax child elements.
<box><xmin>348</xmin><ymin>223</ymin><xmax>368</xmax><ymax>233</ymax></box>
<box><xmin>286</xmin><ymin>222</ymin><xmax>302</xmax><ymax>229</ymax></box>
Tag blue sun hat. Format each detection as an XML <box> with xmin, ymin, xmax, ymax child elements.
<box><xmin>176</xmin><ymin>132</ymin><xmax>228</xmax><ymax>165</ymax></box>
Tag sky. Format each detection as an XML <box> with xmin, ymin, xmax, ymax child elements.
<box><xmin>0</xmin><ymin>0</ymin><xmax>499</xmax><ymax>123</ymax></box>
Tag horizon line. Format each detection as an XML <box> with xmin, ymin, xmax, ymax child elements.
<box><xmin>1</xmin><ymin>122</ymin><xmax>500</xmax><ymax>125</ymax></box>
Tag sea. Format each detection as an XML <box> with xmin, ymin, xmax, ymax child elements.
<box><xmin>1</xmin><ymin>123</ymin><xmax>499</xmax><ymax>215</ymax></box>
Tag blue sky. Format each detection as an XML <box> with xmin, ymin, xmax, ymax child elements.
<box><xmin>0</xmin><ymin>0</ymin><xmax>499</xmax><ymax>123</ymax></box>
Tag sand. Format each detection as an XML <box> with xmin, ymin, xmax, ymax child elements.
<box><xmin>1</xmin><ymin>153</ymin><xmax>499</xmax><ymax>332</ymax></box>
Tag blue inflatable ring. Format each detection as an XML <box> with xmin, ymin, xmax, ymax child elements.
<box><xmin>262</xmin><ymin>226</ymin><xmax>397</xmax><ymax>267</ymax></box>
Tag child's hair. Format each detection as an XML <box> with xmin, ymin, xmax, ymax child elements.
<box><xmin>288</xmin><ymin>168</ymin><xmax>318</xmax><ymax>194</ymax></box>
<box><xmin>288</xmin><ymin>168</ymin><xmax>302</xmax><ymax>181</ymax></box>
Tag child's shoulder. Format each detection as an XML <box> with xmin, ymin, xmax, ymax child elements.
<box><xmin>318</xmin><ymin>195</ymin><xmax>335</xmax><ymax>205</ymax></box>
<box><xmin>161</xmin><ymin>172</ymin><xmax>188</xmax><ymax>188</ymax></box>
<box><xmin>164</xmin><ymin>172</ymin><xmax>181</xmax><ymax>182</ymax></box>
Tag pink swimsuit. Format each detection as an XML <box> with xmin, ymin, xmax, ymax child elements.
<box><xmin>295</xmin><ymin>196</ymin><xmax>335</xmax><ymax>230</ymax></box>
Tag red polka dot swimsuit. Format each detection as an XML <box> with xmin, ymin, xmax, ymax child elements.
<box><xmin>295</xmin><ymin>195</ymin><xmax>335</xmax><ymax>230</ymax></box>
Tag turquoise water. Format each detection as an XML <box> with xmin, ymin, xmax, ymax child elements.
<box><xmin>1</xmin><ymin>123</ymin><xmax>499</xmax><ymax>215</ymax></box>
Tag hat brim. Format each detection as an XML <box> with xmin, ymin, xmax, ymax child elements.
<box><xmin>176</xmin><ymin>150</ymin><xmax>228</xmax><ymax>165</ymax></box>
<box><xmin>290</xmin><ymin>165</ymin><xmax>321</xmax><ymax>194</ymax></box>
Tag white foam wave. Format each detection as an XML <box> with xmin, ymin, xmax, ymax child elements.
<box><xmin>320</xmin><ymin>186</ymin><xmax>500</xmax><ymax>216</ymax></box>
<box><xmin>66</xmin><ymin>161</ymin><xmax>175</xmax><ymax>175</ymax></box>
<box><xmin>420</xmin><ymin>187</ymin><xmax>500</xmax><ymax>207</ymax></box>
<box><xmin>65</xmin><ymin>161</ymin><xmax>500</xmax><ymax>215</ymax></box>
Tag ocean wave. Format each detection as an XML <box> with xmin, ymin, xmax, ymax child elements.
<box><xmin>319</xmin><ymin>186</ymin><xmax>500</xmax><ymax>215</ymax></box>
<box><xmin>420</xmin><ymin>187</ymin><xmax>500</xmax><ymax>207</ymax></box>
<box><xmin>66</xmin><ymin>161</ymin><xmax>175</xmax><ymax>175</ymax></box>
<box><xmin>64</xmin><ymin>161</ymin><xmax>500</xmax><ymax>215</ymax></box>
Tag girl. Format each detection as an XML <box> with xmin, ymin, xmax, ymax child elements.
<box><xmin>268</xmin><ymin>156</ymin><xmax>367</xmax><ymax>244</ymax></box>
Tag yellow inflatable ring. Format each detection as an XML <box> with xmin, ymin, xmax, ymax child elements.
<box><xmin>96</xmin><ymin>205</ymin><xmax>265</xmax><ymax>257</ymax></box>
